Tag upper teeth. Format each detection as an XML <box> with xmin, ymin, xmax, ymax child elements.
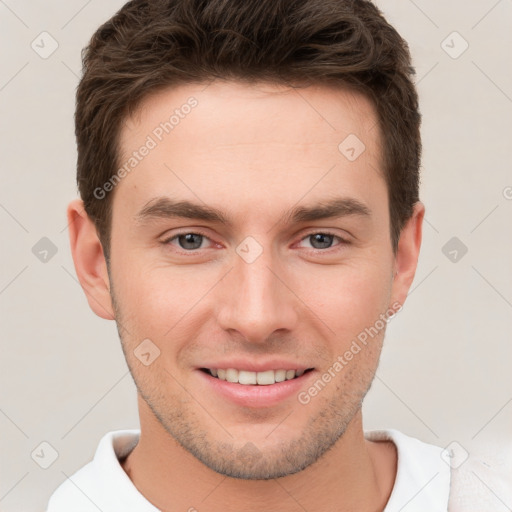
<box><xmin>210</xmin><ymin>368</ymin><xmax>305</xmax><ymax>385</ymax></box>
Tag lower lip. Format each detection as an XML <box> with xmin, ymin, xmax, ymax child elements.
<box><xmin>196</xmin><ymin>369</ymin><xmax>315</xmax><ymax>408</ymax></box>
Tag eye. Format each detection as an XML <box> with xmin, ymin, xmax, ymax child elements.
<box><xmin>163</xmin><ymin>232</ymin><xmax>213</xmax><ymax>251</ymax></box>
<box><xmin>161</xmin><ymin>230</ymin><xmax>349</xmax><ymax>254</ymax></box>
<box><xmin>298</xmin><ymin>232</ymin><xmax>347</xmax><ymax>251</ymax></box>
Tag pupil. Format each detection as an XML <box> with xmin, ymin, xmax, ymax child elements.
<box><xmin>179</xmin><ymin>233</ymin><xmax>202</xmax><ymax>250</ymax></box>
<box><xmin>311</xmin><ymin>233</ymin><xmax>333</xmax><ymax>249</ymax></box>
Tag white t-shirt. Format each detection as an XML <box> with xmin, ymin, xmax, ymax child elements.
<box><xmin>45</xmin><ymin>428</ymin><xmax>473</xmax><ymax>511</ymax></box>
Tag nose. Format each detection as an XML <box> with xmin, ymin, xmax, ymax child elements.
<box><xmin>216</xmin><ymin>241</ymin><xmax>299</xmax><ymax>344</ymax></box>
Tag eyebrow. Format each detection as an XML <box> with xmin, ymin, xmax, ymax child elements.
<box><xmin>134</xmin><ymin>196</ymin><xmax>371</xmax><ymax>227</ymax></box>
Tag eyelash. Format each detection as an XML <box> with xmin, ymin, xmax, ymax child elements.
<box><xmin>161</xmin><ymin>230</ymin><xmax>350</xmax><ymax>254</ymax></box>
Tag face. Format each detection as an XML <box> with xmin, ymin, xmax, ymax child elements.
<box><xmin>104</xmin><ymin>81</ymin><xmax>404</xmax><ymax>479</ymax></box>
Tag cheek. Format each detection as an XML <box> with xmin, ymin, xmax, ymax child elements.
<box><xmin>112</xmin><ymin>244</ymin><xmax>393</xmax><ymax>348</ymax></box>
<box><xmin>309</xmin><ymin>261</ymin><xmax>392</xmax><ymax>340</ymax></box>
<box><xmin>112</xmin><ymin>263</ymin><xmax>216</xmax><ymax>338</ymax></box>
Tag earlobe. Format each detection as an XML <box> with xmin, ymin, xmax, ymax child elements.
<box><xmin>390</xmin><ymin>202</ymin><xmax>425</xmax><ymax>308</ymax></box>
<box><xmin>67</xmin><ymin>198</ymin><xmax>115</xmax><ymax>320</ymax></box>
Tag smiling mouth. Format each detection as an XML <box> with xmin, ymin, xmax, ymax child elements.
<box><xmin>200</xmin><ymin>368</ymin><xmax>314</xmax><ymax>385</ymax></box>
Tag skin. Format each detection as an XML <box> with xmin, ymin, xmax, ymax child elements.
<box><xmin>68</xmin><ymin>80</ymin><xmax>424</xmax><ymax>512</ymax></box>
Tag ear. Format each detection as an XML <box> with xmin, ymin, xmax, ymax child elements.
<box><xmin>390</xmin><ymin>201</ymin><xmax>425</xmax><ymax>309</ymax></box>
<box><xmin>67</xmin><ymin>198</ymin><xmax>114</xmax><ymax>320</ymax></box>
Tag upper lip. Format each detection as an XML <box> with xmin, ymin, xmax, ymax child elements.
<box><xmin>197</xmin><ymin>359</ymin><xmax>314</xmax><ymax>372</ymax></box>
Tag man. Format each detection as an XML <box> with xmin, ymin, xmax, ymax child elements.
<box><xmin>47</xmin><ymin>0</ymin><xmax>457</xmax><ymax>510</ymax></box>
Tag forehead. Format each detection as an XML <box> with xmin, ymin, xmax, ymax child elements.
<box><xmin>122</xmin><ymin>80</ymin><xmax>380</xmax><ymax>151</ymax></box>
<box><xmin>114</xmin><ymin>80</ymin><xmax>385</xmax><ymax>225</ymax></box>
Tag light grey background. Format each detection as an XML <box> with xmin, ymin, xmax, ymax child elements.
<box><xmin>1</xmin><ymin>1</ymin><xmax>511</xmax><ymax>511</ymax></box>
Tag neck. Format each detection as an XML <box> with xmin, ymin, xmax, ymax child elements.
<box><xmin>121</xmin><ymin>397</ymin><xmax>397</xmax><ymax>512</ymax></box>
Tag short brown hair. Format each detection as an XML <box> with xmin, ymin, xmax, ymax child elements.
<box><xmin>75</xmin><ymin>0</ymin><xmax>421</xmax><ymax>260</ymax></box>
